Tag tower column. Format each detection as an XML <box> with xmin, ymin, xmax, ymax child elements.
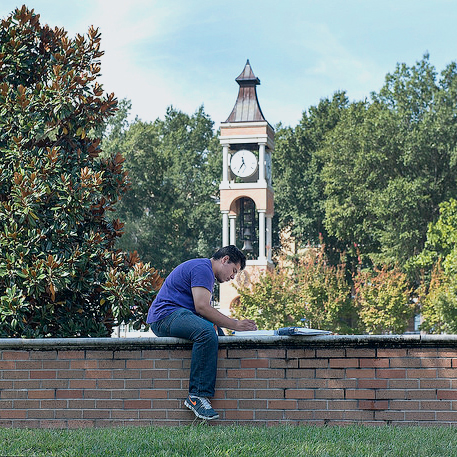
<box><xmin>222</xmin><ymin>145</ymin><xmax>229</xmax><ymax>183</ymax></box>
<box><xmin>258</xmin><ymin>209</ymin><xmax>266</xmax><ymax>261</ymax></box>
<box><xmin>258</xmin><ymin>143</ymin><xmax>266</xmax><ymax>182</ymax></box>
<box><xmin>222</xmin><ymin>210</ymin><xmax>229</xmax><ymax>246</ymax></box>
<box><xmin>229</xmin><ymin>214</ymin><xmax>237</xmax><ymax>245</ymax></box>
<box><xmin>266</xmin><ymin>215</ymin><xmax>272</xmax><ymax>262</ymax></box>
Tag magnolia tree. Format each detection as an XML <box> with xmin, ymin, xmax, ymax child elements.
<box><xmin>0</xmin><ymin>6</ymin><xmax>162</xmax><ymax>337</ymax></box>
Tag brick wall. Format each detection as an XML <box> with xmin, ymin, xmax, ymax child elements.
<box><xmin>1</xmin><ymin>334</ymin><xmax>457</xmax><ymax>428</ymax></box>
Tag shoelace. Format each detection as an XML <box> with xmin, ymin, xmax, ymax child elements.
<box><xmin>198</xmin><ymin>397</ymin><xmax>212</xmax><ymax>410</ymax></box>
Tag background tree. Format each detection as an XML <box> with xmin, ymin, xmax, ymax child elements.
<box><xmin>413</xmin><ymin>199</ymin><xmax>457</xmax><ymax>332</ymax></box>
<box><xmin>273</xmin><ymin>91</ymin><xmax>349</xmax><ymax>262</ymax></box>
<box><xmin>353</xmin><ymin>266</ymin><xmax>414</xmax><ymax>334</ymax></box>
<box><xmin>232</xmin><ymin>245</ymin><xmax>355</xmax><ymax>332</ymax></box>
<box><xmin>0</xmin><ymin>6</ymin><xmax>162</xmax><ymax>337</ymax></box>
<box><xmin>321</xmin><ymin>55</ymin><xmax>457</xmax><ymax>268</ymax></box>
<box><xmin>103</xmin><ymin>105</ymin><xmax>222</xmax><ymax>274</ymax></box>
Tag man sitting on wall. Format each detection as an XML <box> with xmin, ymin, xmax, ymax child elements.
<box><xmin>147</xmin><ymin>245</ymin><xmax>257</xmax><ymax>420</ymax></box>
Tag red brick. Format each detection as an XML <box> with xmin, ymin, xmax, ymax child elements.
<box><xmin>358</xmin><ymin>379</ymin><xmax>387</xmax><ymax>389</ymax></box>
<box><xmin>28</xmin><ymin>390</ymin><xmax>55</xmax><ymax>399</ymax></box>
<box><xmin>270</xmin><ymin>359</ymin><xmax>298</xmax><ymax>369</ymax></box>
<box><xmin>296</xmin><ymin>379</ymin><xmax>326</xmax><ymax>389</ymax></box>
<box><xmin>377</xmin><ymin>349</ymin><xmax>407</xmax><ymax>358</ymax></box>
<box><xmin>421</xmin><ymin>358</ymin><xmax>451</xmax><ymax>368</ymax></box>
<box><xmin>30</xmin><ymin>370</ymin><xmax>56</xmax><ymax>379</ymax></box>
<box><xmin>407</xmin><ymin>369</ymin><xmax>437</xmax><ymax>379</ymax></box>
<box><xmin>0</xmin><ymin>410</ymin><xmax>27</xmax><ymax>419</ymax></box>
<box><xmin>58</xmin><ymin>350</ymin><xmax>85</xmax><ymax>360</ymax></box>
<box><xmin>300</xmin><ymin>358</ymin><xmax>328</xmax><ymax>368</ymax></box>
<box><xmin>269</xmin><ymin>379</ymin><xmax>297</xmax><ymax>389</ymax></box>
<box><xmin>30</xmin><ymin>351</ymin><xmax>57</xmax><ymax>360</ymax></box>
<box><xmin>83</xmin><ymin>410</ymin><xmax>111</xmax><ymax>419</ymax></box>
<box><xmin>227</xmin><ymin>349</ymin><xmax>257</xmax><ymax>358</ymax></box>
<box><xmin>285</xmin><ymin>389</ymin><xmax>313</xmax><ymax>399</ymax></box>
<box><xmin>96</xmin><ymin>400</ymin><xmax>124</xmax><ymax>409</ymax></box>
<box><xmin>85</xmin><ymin>370</ymin><xmax>112</xmax><ymax>379</ymax></box>
<box><xmin>288</xmin><ymin>368</ymin><xmax>315</xmax><ymax>379</ymax></box>
<box><xmin>375</xmin><ymin>389</ymin><xmax>406</xmax><ymax>400</ymax></box>
<box><xmin>421</xmin><ymin>400</ymin><xmax>451</xmax><ymax>411</ymax></box>
<box><xmin>140</xmin><ymin>390</ymin><xmax>168</xmax><ymax>399</ymax></box>
<box><xmin>97</xmin><ymin>380</ymin><xmax>124</xmax><ymax>389</ymax></box>
<box><xmin>68</xmin><ymin>400</ymin><xmax>96</xmax><ymax>409</ymax></box>
<box><xmin>330</xmin><ymin>358</ymin><xmax>358</xmax><ymax>368</ymax></box>
<box><xmin>408</xmin><ymin>348</ymin><xmax>438</xmax><ymax>357</ymax></box>
<box><xmin>316</xmin><ymin>349</ymin><xmax>345</xmax><ymax>358</ymax></box>
<box><xmin>376</xmin><ymin>369</ymin><xmax>406</xmax><ymax>379</ymax></box>
<box><xmin>346</xmin><ymin>368</ymin><xmax>376</xmax><ymax>378</ymax></box>
<box><xmin>3</xmin><ymin>351</ymin><xmax>30</xmax><ymax>360</ymax></box>
<box><xmin>389</xmin><ymin>379</ymin><xmax>418</xmax><ymax>389</ymax></box>
<box><xmin>239</xmin><ymin>379</ymin><xmax>268</xmax><ymax>389</ymax></box>
<box><xmin>124</xmin><ymin>400</ymin><xmax>152</xmax><ymax>409</ymax></box>
<box><xmin>286</xmin><ymin>348</ymin><xmax>315</xmax><ymax>358</ymax></box>
<box><xmin>406</xmin><ymin>390</ymin><xmax>437</xmax><ymax>400</ymax></box>
<box><xmin>85</xmin><ymin>350</ymin><xmax>113</xmax><ymax>359</ymax></box>
<box><xmin>346</xmin><ymin>389</ymin><xmax>375</xmax><ymax>400</ymax></box>
<box><xmin>420</xmin><ymin>379</ymin><xmax>450</xmax><ymax>389</ymax></box>
<box><xmin>438</xmin><ymin>390</ymin><xmax>457</xmax><ymax>400</ymax></box>
<box><xmin>227</xmin><ymin>369</ymin><xmax>255</xmax><ymax>379</ymax></box>
<box><xmin>283</xmin><ymin>409</ymin><xmax>314</xmax><ymax>420</ymax></box>
<box><xmin>390</xmin><ymin>400</ymin><xmax>420</xmax><ymax>410</ymax></box>
<box><xmin>346</xmin><ymin>349</ymin><xmax>376</xmax><ymax>358</ymax></box>
<box><xmin>328</xmin><ymin>378</ymin><xmax>357</xmax><ymax>389</ymax></box>
<box><xmin>224</xmin><ymin>410</ymin><xmax>254</xmax><ymax>420</ymax></box>
<box><xmin>405</xmin><ymin>411</ymin><xmax>435</xmax><ymax>421</ymax></box>
<box><xmin>375</xmin><ymin>410</ymin><xmax>405</xmax><ymax>421</ymax></box>
<box><xmin>56</xmin><ymin>390</ymin><xmax>83</xmax><ymax>399</ymax></box>
<box><xmin>258</xmin><ymin>349</ymin><xmax>286</xmax><ymax>359</ymax></box>
<box><xmin>239</xmin><ymin>399</ymin><xmax>267</xmax><ymax>409</ymax></box>
<box><xmin>241</xmin><ymin>359</ymin><xmax>269</xmax><ymax>368</ymax></box>
<box><xmin>389</xmin><ymin>357</ymin><xmax>421</xmax><ymax>368</ymax></box>
<box><xmin>436</xmin><ymin>411</ymin><xmax>457</xmax><ymax>421</ymax></box>
<box><xmin>359</xmin><ymin>400</ymin><xmax>388</xmax><ymax>410</ymax></box>
<box><xmin>360</xmin><ymin>358</ymin><xmax>390</xmax><ymax>368</ymax></box>
<box><xmin>315</xmin><ymin>389</ymin><xmax>344</xmax><ymax>399</ymax></box>
<box><xmin>71</xmin><ymin>360</ymin><xmax>98</xmax><ymax>369</ymax></box>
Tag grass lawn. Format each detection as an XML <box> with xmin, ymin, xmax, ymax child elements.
<box><xmin>1</xmin><ymin>424</ymin><xmax>457</xmax><ymax>457</ymax></box>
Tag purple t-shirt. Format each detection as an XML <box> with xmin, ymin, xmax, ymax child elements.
<box><xmin>146</xmin><ymin>258</ymin><xmax>215</xmax><ymax>323</ymax></box>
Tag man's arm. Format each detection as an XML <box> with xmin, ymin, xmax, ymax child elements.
<box><xmin>192</xmin><ymin>287</ymin><xmax>257</xmax><ymax>331</ymax></box>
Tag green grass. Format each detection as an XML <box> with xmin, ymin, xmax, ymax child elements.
<box><xmin>0</xmin><ymin>425</ymin><xmax>457</xmax><ymax>457</ymax></box>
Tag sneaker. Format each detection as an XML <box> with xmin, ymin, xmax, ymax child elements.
<box><xmin>184</xmin><ymin>395</ymin><xmax>219</xmax><ymax>420</ymax></box>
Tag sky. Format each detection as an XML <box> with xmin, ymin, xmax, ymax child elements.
<box><xmin>1</xmin><ymin>0</ymin><xmax>457</xmax><ymax>130</ymax></box>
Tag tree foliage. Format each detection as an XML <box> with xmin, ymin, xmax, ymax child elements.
<box><xmin>321</xmin><ymin>54</ymin><xmax>457</xmax><ymax>267</ymax></box>
<box><xmin>232</xmin><ymin>245</ymin><xmax>355</xmax><ymax>333</ymax></box>
<box><xmin>103</xmin><ymin>104</ymin><xmax>221</xmax><ymax>275</ymax></box>
<box><xmin>353</xmin><ymin>266</ymin><xmax>414</xmax><ymax>334</ymax></box>
<box><xmin>414</xmin><ymin>199</ymin><xmax>457</xmax><ymax>333</ymax></box>
<box><xmin>0</xmin><ymin>6</ymin><xmax>162</xmax><ymax>337</ymax></box>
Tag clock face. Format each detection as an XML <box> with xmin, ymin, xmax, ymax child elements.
<box><xmin>230</xmin><ymin>149</ymin><xmax>257</xmax><ymax>178</ymax></box>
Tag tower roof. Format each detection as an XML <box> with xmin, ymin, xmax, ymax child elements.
<box><xmin>225</xmin><ymin>60</ymin><xmax>267</xmax><ymax>123</ymax></box>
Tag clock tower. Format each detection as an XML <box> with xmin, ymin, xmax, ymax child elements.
<box><xmin>219</xmin><ymin>60</ymin><xmax>275</xmax><ymax>315</ymax></box>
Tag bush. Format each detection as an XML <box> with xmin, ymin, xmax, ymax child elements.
<box><xmin>353</xmin><ymin>265</ymin><xmax>414</xmax><ymax>334</ymax></box>
<box><xmin>0</xmin><ymin>6</ymin><xmax>162</xmax><ymax>337</ymax></box>
<box><xmin>232</xmin><ymin>245</ymin><xmax>355</xmax><ymax>332</ymax></box>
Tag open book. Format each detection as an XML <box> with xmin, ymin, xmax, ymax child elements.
<box><xmin>233</xmin><ymin>327</ymin><xmax>332</xmax><ymax>336</ymax></box>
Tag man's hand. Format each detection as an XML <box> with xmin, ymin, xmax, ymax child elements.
<box><xmin>234</xmin><ymin>319</ymin><xmax>258</xmax><ymax>332</ymax></box>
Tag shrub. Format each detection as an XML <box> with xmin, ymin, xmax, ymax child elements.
<box><xmin>0</xmin><ymin>6</ymin><xmax>162</xmax><ymax>337</ymax></box>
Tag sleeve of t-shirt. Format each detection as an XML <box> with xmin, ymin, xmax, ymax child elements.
<box><xmin>189</xmin><ymin>262</ymin><xmax>214</xmax><ymax>292</ymax></box>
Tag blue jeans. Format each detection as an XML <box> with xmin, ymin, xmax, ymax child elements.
<box><xmin>150</xmin><ymin>308</ymin><xmax>218</xmax><ymax>398</ymax></box>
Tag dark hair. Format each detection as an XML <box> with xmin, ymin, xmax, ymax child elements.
<box><xmin>212</xmin><ymin>245</ymin><xmax>246</xmax><ymax>270</ymax></box>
